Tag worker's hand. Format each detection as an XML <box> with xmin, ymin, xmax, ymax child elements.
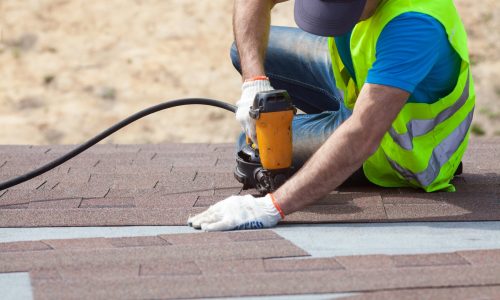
<box><xmin>236</xmin><ymin>78</ymin><xmax>274</xmax><ymax>146</ymax></box>
<box><xmin>187</xmin><ymin>194</ymin><xmax>283</xmax><ymax>231</ymax></box>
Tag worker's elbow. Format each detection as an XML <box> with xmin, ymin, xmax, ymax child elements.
<box><xmin>349</xmin><ymin>121</ymin><xmax>383</xmax><ymax>159</ymax></box>
<box><xmin>366</xmin><ymin>138</ymin><xmax>381</xmax><ymax>157</ymax></box>
<box><xmin>356</xmin><ymin>132</ymin><xmax>380</xmax><ymax>158</ymax></box>
<box><xmin>364</xmin><ymin>128</ymin><xmax>386</xmax><ymax>157</ymax></box>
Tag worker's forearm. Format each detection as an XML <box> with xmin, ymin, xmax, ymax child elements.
<box><xmin>274</xmin><ymin>116</ymin><xmax>377</xmax><ymax>214</ymax></box>
<box><xmin>233</xmin><ymin>0</ymin><xmax>275</xmax><ymax>80</ymax></box>
<box><xmin>274</xmin><ymin>83</ymin><xmax>409</xmax><ymax>215</ymax></box>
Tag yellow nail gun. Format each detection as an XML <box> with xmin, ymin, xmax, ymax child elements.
<box><xmin>234</xmin><ymin>90</ymin><xmax>296</xmax><ymax>194</ymax></box>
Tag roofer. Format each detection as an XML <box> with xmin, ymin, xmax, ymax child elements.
<box><xmin>188</xmin><ymin>0</ymin><xmax>475</xmax><ymax>231</ymax></box>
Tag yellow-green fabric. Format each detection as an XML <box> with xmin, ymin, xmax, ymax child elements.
<box><xmin>328</xmin><ymin>0</ymin><xmax>475</xmax><ymax>192</ymax></box>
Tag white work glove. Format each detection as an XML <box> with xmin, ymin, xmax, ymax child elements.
<box><xmin>187</xmin><ymin>194</ymin><xmax>284</xmax><ymax>231</ymax></box>
<box><xmin>236</xmin><ymin>78</ymin><xmax>274</xmax><ymax>146</ymax></box>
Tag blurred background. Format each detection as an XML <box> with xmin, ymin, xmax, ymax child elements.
<box><xmin>0</xmin><ymin>0</ymin><xmax>498</xmax><ymax>145</ymax></box>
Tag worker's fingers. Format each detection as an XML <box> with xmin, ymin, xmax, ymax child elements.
<box><xmin>198</xmin><ymin>213</ymin><xmax>222</xmax><ymax>230</ymax></box>
<box><xmin>188</xmin><ymin>211</ymin><xmax>204</xmax><ymax>227</ymax></box>
<box><xmin>202</xmin><ymin>220</ymin><xmax>231</xmax><ymax>232</ymax></box>
<box><xmin>245</xmin><ymin>123</ymin><xmax>258</xmax><ymax>148</ymax></box>
<box><xmin>189</xmin><ymin>208</ymin><xmax>220</xmax><ymax>229</ymax></box>
<box><xmin>187</xmin><ymin>209</ymin><xmax>211</xmax><ymax>228</ymax></box>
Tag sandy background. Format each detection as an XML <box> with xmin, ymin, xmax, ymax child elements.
<box><xmin>0</xmin><ymin>0</ymin><xmax>498</xmax><ymax>145</ymax></box>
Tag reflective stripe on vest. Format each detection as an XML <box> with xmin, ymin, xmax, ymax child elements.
<box><xmin>386</xmin><ymin>108</ymin><xmax>473</xmax><ymax>187</ymax></box>
<box><xmin>388</xmin><ymin>73</ymin><xmax>470</xmax><ymax>151</ymax></box>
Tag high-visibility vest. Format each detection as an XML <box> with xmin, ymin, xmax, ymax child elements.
<box><xmin>328</xmin><ymin>0</ymin><xmax>475</xmax><ymax>192</ymax></box>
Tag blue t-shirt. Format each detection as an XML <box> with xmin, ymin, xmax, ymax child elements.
<box><xmin>334</xmin><ymin>12</ymin><xmax>462</xmax><ymax>104</ymax></box>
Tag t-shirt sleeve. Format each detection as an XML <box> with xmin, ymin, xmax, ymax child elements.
<box><xmin>366</xmin><ymin>13</ymin><xmax>447</xmax><ymax>94</ymax></box>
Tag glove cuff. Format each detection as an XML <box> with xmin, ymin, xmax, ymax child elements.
<box><xmin>269</xmin><ymin>193</ymin><xmax>285</xmax><ymax>220</ymax></box>
<box><xmin>244</xmin><ymin>75</ymin><xmax>269</xmax><ymax>82</ymax></box>
<box><xmin>241</xmin><ymin>78</ymin><xmax>273</xmax><ymax>98</ymax></box>
<box><xmin>261</xmin><ymin>194</ymin><xmax>284</xmax><ymax>222</ymax></box>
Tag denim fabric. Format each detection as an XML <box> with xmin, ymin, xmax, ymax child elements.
<box><xmin>231</xmin><ymin>26</ymin><xmax>351</xmax><ymax>167</ymax></box>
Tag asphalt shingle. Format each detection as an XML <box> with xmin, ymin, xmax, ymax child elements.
<box><xmin>0</xmin><ymin>232</ymin><xmax>499</xmax><ymax>299</ymax></box>
<box><xmin>0</xmin><ymin>140</ymin><xmax>499</xmax><ymax>298</ymax></box>
<box><xmin>2</xmin><ymin>140</ymin><xmax>497</xmax><ymax>227</ymax></box>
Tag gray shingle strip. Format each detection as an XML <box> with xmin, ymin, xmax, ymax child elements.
<box><xmin>0</xmin><ymin>272</ymin><xmax>33</xmax><ymax>300</ymax></box>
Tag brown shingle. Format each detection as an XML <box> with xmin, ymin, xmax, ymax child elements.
<box><xmin>227</xmin><ymin>230</ymin><xmax>283</xmax><ymax>242</ymax></box>
<box><xmin>89</xmin><ymin>174</ymin><xmax>159</xmax><ymax>190</ymax></box>
<box><xmin>285</xmin><ymin>204</ymin><xmax>387</xmax><ymax>223</ymax></box>
<box><xmin>0</xmin><ymin>208</ymin><xmax>139</xmax><ymax>227</ymax></box>
<box><xmin>28</xmin><ymin>198</ymin><xmax>82</xmax><ymax>209</ymax></box>
<box><xmin>140</xmin><ymin>261</ymin><xmax>201</xmax><ymax>276</ymax></box>
<box><xmin>335</xmin><ymin>255</ymin><xmax>395</xmax><ymax>270</ymax></box>
<box><xmin>350</xmin><ymin>286</ymin><xmax>500</xmax><ymax>300</ymax></box>
<box><xmin>384</xmin><ymin>203</ymin><xmax>500</xmax><ymax>221</ymax></box>
<box><xmin>31</xmin><ymin>265</ymin><xmax>500</xmax><ymax>300</ymax></box>
<box><xmin>134</xmin><ymin>193</ymin><xmax>197</xmax><ymax>208</ymax></box>
<box><xmin>109</xmin><ymin>236</ymin><xmax>171</xmax><ymax>248</ymax></box>
<box><xmin>58</xmin><ymin>263</ymin><xmax>140</xmax><ymax>280</ymax></box>
<box><xmin>458</xmin><ymin>249</ymin><xmax>500</xmax><ymax>265</ymax></box>
<box><xmin>50</xmin><ymin>183</ymin><xmax>110</xmax><ymax>198</ymax></box>
<box><xmin>159</xmin><ymin>232</ymin><xmax>233</xmax><ymax>245</ymax></box>
<box><xmin>135</xmin><ymin>207</ymin><xmax>205</xmax><ymax>225</ymax></box>
<box><xmin>0</xmin><ymin>241</ymin><xmax>52</xmax><ymax>253</ymax></box>
<box><xmin>80</xmin><ymin>197</ymin><xmax>135</xmax><ymax>208</ymax></box>
<box><xmin>197</xmin><ymin>259</ymin><xmax>265</xmax><ymax>274</ymax></box>
<box><xmin>392</xmin><ymin>252</ymin><xmax>470</xmax><ymax>268</ymax></box>
<box><xmin>264</xmin><ymin>257</ymin><xmax>343</xmax><ymax>272</ymax></box>
<box><xmin>42</xmin><ymin>238</ymin><xmax>113</xmax><ymax>250</ymax></box>
<box><xmin>30</xmin><ymin>268</ymin><xmax>61</xmax><ymax>281</ymax></box>
<box><xmin>0</xmin><ymin>141</ymin><xmax>499</xmax><ymax>227</ymax></box>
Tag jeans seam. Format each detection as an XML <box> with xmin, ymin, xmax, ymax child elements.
<box><xmin>267</xmin><ymin>72</ymin><xmax>341</xmax><ymax>104</ymax></box>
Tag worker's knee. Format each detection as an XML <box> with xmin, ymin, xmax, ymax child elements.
<box><xmin>230</xmin><ymin>42</ymin><xmax>242</xmax><ymax>73</ymax></box>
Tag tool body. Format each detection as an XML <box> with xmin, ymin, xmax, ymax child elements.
<box><xmin>234</xmin><ymin>90</ymin><xmax>296</xmax><ymax>194</ymax></box>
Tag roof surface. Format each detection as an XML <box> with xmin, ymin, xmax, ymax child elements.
<box><xmin>0</xmin><ymin>138</ymin><xmax>499</xmax><ymax>299</ymax></box>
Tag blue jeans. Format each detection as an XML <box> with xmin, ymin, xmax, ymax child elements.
<box><xmin>231</xmin><ymin>26</ymin><xmax>352</xmax><ymax>168</ymax></box>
